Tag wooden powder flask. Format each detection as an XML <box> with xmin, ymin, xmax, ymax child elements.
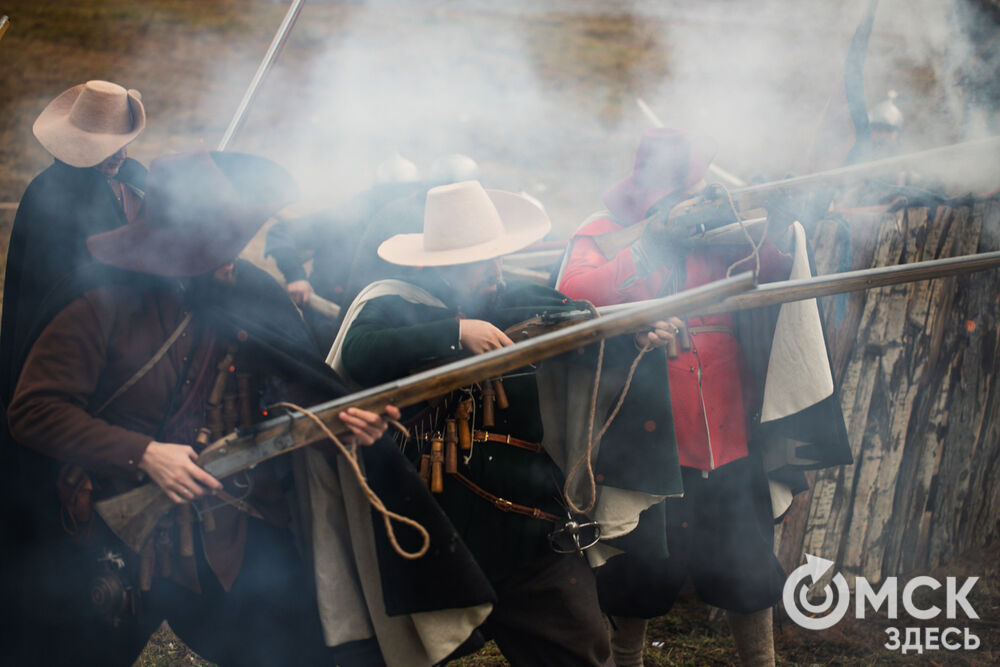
<box><xmin>678</xmin><ymin>322</ymin><xmax>692</xmax><ymax>351</ymax></box>
<box><xmin>177</xmin><ymin>504</ymin><xmax>195</xmax><ymax>557</ymax></box>
<box><xmin>430</xmin><ymin>435</ymin><xmax>445</xmax><ymax>494</ymax></box>
<box><xmin>666</xmin><ymin>336</ymin><xmax>679</xmax><ymax>359</ymax></box>
<box><xmin>492</xmin><ymin>378</ymin><xmax>509</xmax><ymax>410</ymax></box>
<box><xmin>237</xmin><ymin>373</ymin><xmax>255</xmax><ymax>428</ymax></box>
<box><xmin>207</xmin><ymin>406</ymin><xmax>225</xmax><ymax>441</ymax></box>
<box><xmin>664</xmin><ymin>322</ymin><xmax>691</xmax><ymax>359</ymax></box>
<box><xmin>444</xmin><ymin>419</ymin><xmax>459</xmax><ymax>474</ymax></box>
<box><xmin>207</xmin><ymin>344</ymin><xmax>238</xmax><ymax>439</ymax></box>
<box><xmin>481</xmin><ymin>381</ymin><xmax>495</xmax><ymax>427</ymax></box>
<box><xmin>194</xmin><ymin>428</ymin><xmax>217</xmax><ymax>532</ymax></box>
<box><xmin>455</xmin><ymin>399</ymin><xmax>473</xmax><ymax>450</ymax></box>
<box><xmin>209</xmin><ymin>343</ymin><xmax>238</xmax><ymax>404</ymax></box>
<box><xmin>222</xmin><ymin>395</ymin><xmax>239</xmax><ymax>434</ymax></box>
<box><xmin>199</xmin><ymin>500</ymin><xmax>217</xmax><ymax>533</ymax></box>
<box><xmin>419</xmin><ymin>455</ymin><xmax>431</xmax><ymax>487</ymax></box>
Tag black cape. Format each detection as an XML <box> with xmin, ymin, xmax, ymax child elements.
<box><xmin>0</xmin><ymin>259</ymin><xmax>493</xmax><ymax>665</ymax></box>
<box><xmin>0</xmin><ymin>158</ymin><xmax>147</xmax><ymax>408</ymax></box>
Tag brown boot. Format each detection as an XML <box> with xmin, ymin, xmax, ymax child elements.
<box><xmin>726</xmin><ymin>608</ymin><xmax>775</xmax><ymax>667</ymax></box>
<box><xmin>609</xmin><ymin>616</ymin><xmax>647</xmax><ymax>667</ymax></box>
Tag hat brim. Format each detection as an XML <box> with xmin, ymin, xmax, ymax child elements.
<box><xmin>33</xmin><ymin>85</ymin><xmax>145</xmax><ymax>168</ymax></box>
<box><xmin>87</xmin><ymin>202</ymin><xmax>279</xmax><ymax>277</ymax></box>
<box><xmin>603</xmin><ymin>133</ymin><xmax>717</xmax><ymax>224</ymax></box>
<box><xmin>87</xmin><ymin>152</ymin><xmax>297</xmax><ymax>277</ymax></box>
<box><xmin>377</xmin><ymin>189</ymin><xmax>551</xmax><ymax>267</ymax></box>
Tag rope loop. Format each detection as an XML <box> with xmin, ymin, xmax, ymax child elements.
<box><xmin>272</xmin><ymin>402</ymin><xmax>430</xmax><ymax>560</ymax></box>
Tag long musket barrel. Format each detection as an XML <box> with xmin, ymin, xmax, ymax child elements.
<box><xmin>589</xmin><ymin>136</ymin><xmax>1000</xmax><ymax>259</ymax></box>
<box><xmin>96</xmin><ymin>272</ymin><xmax>756</xmax><ymax>552</ymax></box>
<box><xmin>600</xmin><ymin>249</ymin><xmax>1000</xmax><ymax>317</ymax></box>
<box><xmin>667</xmin><ymin>135</ymin><xmax>1000</xmax><ymax>230</ymax></box>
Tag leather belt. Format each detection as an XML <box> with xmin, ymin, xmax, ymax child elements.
<box><xmin>687</xmin><ymin>324</ymin><xmax>733</xmax><ymax>336</ymax></box>
<box><xmin>452</xmin><ymin>473</ymin><xmax>560</xmax><ymax>523</ymax></box>
<box><xmin>472</xmin><ymin>430</ymin><xmax>543</xmax><ymax>454</ymax></box>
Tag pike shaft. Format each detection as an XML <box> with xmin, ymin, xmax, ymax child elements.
<box><xmin>217</xmin><ymin>0</ymin><xmax>306</xmax><ymax>151</ymax></box>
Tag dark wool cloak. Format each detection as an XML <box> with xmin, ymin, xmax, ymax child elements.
<box><xmin>0</xmin><ymin>260</ymin><xmax>493</xmax><ymax>665</ymax></box>
<box><xmin>0</xmin><ymin>158</ymin><xmax>147</xmax><ymax>408</ymax></box>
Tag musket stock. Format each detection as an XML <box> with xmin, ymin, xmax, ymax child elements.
<box><xmin>97</xmin><ymin>272</ymin><xmax>757</xmax><ymax>552</ymax></box>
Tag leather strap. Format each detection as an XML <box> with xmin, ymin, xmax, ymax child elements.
<box><xmin>472</xmin><ymin>430</ymin><xmax>544</xmax><ymax>454</ymax></box>
<box><xmin>687</xmin><ymin>324</ymin><xmax>733</xmax><ymax>336</ymax></box>
<box><xmin>95</xmin><ymin>312</ymin><xmax>194</xmax><ymax>416</ymax></box>
<box><xmin>452</xmin><ymin>473</ymin><xmax>560</xmax><ymax>523</ymax></box>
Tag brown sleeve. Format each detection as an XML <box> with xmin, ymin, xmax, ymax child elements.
<box><xmin>7</xmin><ymin>292</ymin><xmax>151</xmax><ymax>479</ymax></box>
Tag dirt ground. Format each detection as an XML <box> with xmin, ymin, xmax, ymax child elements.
<box><xmin>1</xmin><ymin>1</ymin><xmax>998</xmax><ymax>665</ymax></box>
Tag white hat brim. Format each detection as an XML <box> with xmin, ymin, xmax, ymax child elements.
<box><xmin>377</xmin><ymin>189</ymin><xmax>551</xmax><ymax>267</ymax></box>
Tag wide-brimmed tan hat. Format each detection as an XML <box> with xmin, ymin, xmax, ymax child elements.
<box><xmin>87</xmin><ymin>151</ymin><xmax>297</xmax><ymax>277</ymax></box>
<box><xmin>378</xmin><ymin>180</ymin><xmax>551</xmax><ymax>267</ymax></box>
<box><xmin>33</xmin><ymin>80</ymin><xmax>146</xmax><ymax>168</ymax></box>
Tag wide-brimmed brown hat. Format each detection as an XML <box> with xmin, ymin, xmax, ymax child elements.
<box><xmin>603</xmin><ymin>128</ymin><xmax>717</xmax><ymax>224</ymax></box>
<box><xmin>87</xmin><ymin>151</ymin><xmax>298</xmax><ymax>277</ymax></box>
<box><xmin>377</xmin><ymin>180</ymin><xmax>551</xmax><ymax>267</ymax></box>
<box><xmin>33</xmin><ymin>80</ymin><xmax>146</xmax><ymax>168</ymax></box>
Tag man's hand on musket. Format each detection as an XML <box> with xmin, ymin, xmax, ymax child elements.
<box><xmin>286</xmin><ymin>279</ymin><xmax>314</xmax><ymax>307</ymax></box>
<box><xmin>637</xmin><ymin>316</ymin><xmax>686</xmax><ymax>351</ymax></box>
<box><xmin>460</xmin><ymin>319</ymin><xmax>514</xmax><ymax>354</ymax></box>
<box><xmin>339</xmin><ymin>405</ymin><xmax>401</xmax><ymax>446</ymax></box>
<box><xmin>140</xmin><ymin>441</ymin><xmax>224</xmax><ymax>504</ymax></box>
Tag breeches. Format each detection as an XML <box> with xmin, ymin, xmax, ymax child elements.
<box><xmin>484</xmin><ymin>552</ymin><xmax>612</xmax><ymax>667</ymax></box>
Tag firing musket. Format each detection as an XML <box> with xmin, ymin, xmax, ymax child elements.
<box><xmin>509</xmin><ymin>250</ymin><xmax>1000</xmax><ymax>341</ymax></box>
<box><xmin>592</xmin><ymin>136</ymin><xmax>1000</xmax><ymax>259</ymax></box>
<box><xmin>96</xmin><ymin>272</ymin><xmax>757</xmax><ymax>553</ymax></box>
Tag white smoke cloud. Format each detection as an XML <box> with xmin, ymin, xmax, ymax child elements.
<box><xmin>206</xmin><ymin>0</ymin><xmax>996</xmax><ymax>232</ymax></box>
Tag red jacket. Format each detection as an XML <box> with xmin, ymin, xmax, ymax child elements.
<box><xmin>558</xmin><ymin>215</ymin><xmax>792</xmax><ymax>471</ymax></box>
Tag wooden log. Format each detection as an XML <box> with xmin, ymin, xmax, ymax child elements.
<box><xmin>789</xmin><ymin>198</ymin><xmax>1000</xmax><ymax>589</ymax></box>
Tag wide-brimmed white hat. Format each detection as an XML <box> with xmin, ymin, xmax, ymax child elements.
<box><xmin>33</xmin><ymin>80</ymin><xmax>145</xmax><ymax>168</ymax></box>
<box><xmin>378</xmin><ymin>180</ymin><xmax>551</xmax><ymax>267</ymax></box>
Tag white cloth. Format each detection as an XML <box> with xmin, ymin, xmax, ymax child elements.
<box><xmin>302</xmin><ymin>448</ymin><xmax>492</xmax><ymax>666</ymax></box>
<box><xmin>305</xmin><ymin>279</ymin><xmax>492</xmax><ymax>665</ymax></box>
<box><xmin>760</xmin><ymin>221</ymin><xmax>834</xmax><ymax>422</ymax></box>
<box><xmin>759</xmin><ymin>221</ymin><xmax>836</xmax><ymax>518</ymax></box>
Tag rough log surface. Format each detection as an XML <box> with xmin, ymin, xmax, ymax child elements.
<box><xmin>776</xmin><ymin>199</ymin><xmax>1000</xmax><ymax>587</ymax></box>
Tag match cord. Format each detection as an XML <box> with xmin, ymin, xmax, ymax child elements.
<box><xmin>718</xmin><ymin>182</ymin><xmax>769</xmax><ymax>278</ymax></box>
<box><xmin>563</xmin><ymin>303</ymin><xmax>653</xmax><ymax>515</ymax></box>
<box><xmin>271</xmin><ymin>402</ymin><xmax>430</xmax><ymax>559</ymax></box>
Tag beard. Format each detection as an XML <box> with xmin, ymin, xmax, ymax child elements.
<box><xmin>457</xmin><ymin>277</ymin><xmax>505</xmax><ymax>318</ymax></box>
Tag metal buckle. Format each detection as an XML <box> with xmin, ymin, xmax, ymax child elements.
<box><xmin>547</xmin><ymin>512</ymin><xmax>601</xmax><ymax>556</ymax></box>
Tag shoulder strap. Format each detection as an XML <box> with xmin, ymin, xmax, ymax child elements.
<box><xmin>93</xmin><ymin>312</ymin><xmax>193</xmax><ymax>416</ymax></box>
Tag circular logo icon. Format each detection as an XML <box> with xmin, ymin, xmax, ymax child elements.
<box><xmin>783</xmin><ymin>553</ymin><xmax>851</xmax><ymax>630</ymax></box>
